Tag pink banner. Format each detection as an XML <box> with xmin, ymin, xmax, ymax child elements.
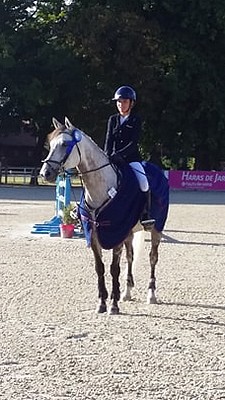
<box><xmin>168</xmin><ymin>170</ymin><xmax>225</xmax><ymax>191</ymax></box>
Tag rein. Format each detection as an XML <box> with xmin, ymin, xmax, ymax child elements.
<box><xmin>78</xmin><ymin>162</ymin><xmax>110</xmax><ymax>176</ymax></box>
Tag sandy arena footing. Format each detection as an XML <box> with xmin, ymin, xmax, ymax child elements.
<box><xmin>0</xmin><ymin>186</ymin><xmax>225</xmax><ymax>400</ymax></box>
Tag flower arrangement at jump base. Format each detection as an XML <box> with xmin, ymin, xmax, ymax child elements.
<box><xmin>59</xmin><ymin>203</ymin><xmax>78</xmax><ymax>238</ymax></box>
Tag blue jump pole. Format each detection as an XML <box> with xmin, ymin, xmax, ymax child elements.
<box><xmin>31</xmin><ymin>173</ymin><xmax>71</xmax><ymax>236</ymax></box>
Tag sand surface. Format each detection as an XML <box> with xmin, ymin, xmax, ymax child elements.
<box><xmin>0</xmin><ymin>186</ymin><xmax>225</xmax><ymax>400</ymax></box>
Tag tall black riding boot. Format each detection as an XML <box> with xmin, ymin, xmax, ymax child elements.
<box><xmin>140</xmin><ymin>190</ymin><xmax>155</xmax><ymax>231</ymax></box>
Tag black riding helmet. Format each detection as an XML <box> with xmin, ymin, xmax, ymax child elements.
<box><xmin>112</xmin><ymin>86</ymin><xmax>137</xmax><ymax>101</ymax></box>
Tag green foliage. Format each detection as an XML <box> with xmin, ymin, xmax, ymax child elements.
<box><xmin>61</xmin><ymin>203</ymin><xmax>77</xmax><ymax>224</ymax></box>
<box><xmin>1</xmin><ymin>0</ymin><xmax>225</xmax><ymax>169</ymax></box>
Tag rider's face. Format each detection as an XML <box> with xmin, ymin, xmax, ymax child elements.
<box><xmin>116</xmin><ymin>99</ymin><xmax>132</xmax><ymax>116</ymax></box>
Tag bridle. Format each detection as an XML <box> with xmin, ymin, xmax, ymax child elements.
<box><xmin>43</xmin><ymin>129</ymin><xmax>110</xmax><ymax>176</ymax></box>
<box><xmin>42</xmin><ymin>127</ymin><xmax>119</xmax><ymax>218</ymax></box>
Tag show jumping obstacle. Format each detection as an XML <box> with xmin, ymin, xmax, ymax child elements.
<box><xmin>31</xmin><ymin>173</ymin><xmax>72</xmax><ymax>236</ymax></box>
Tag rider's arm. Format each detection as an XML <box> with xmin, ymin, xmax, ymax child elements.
<box><xmin>104</xmin><ymin>116</ymin><xmax>114</xmax><ymax>156</ymax></box>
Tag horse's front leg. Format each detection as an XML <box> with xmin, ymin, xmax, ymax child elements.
<box><xmin>121</xmin><ymin>231</ymin><xmax>134</xmax><ymax>301</ymax></box>
<box><xmin>147</xmin><ymin>228</ymin><xmax>162</xmax><ymax>304</ymax></box>
<box><xmin>91</xmin><ymin>231</ymin><xmax>108</xmax><ymax>313</ymax></box>
<box><xmin>109</xmin><ymin>243</ymin><xmax>123</xmax><ymax>315</ymax></box>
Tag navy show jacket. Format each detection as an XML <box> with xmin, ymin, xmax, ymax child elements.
<box><xmin>104</xmin><ymin>112</ymin><xmax>142</xmax><ymax>163</ymax></box>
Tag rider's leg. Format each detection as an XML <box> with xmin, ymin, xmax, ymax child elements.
<box><xmin>129</xmin><ymin>162</ymin><xmax>149</xmax><ymax>191</ymax></box>
<box><xmin>129</xmin><ymin>162</ymin><xmax>155</xmax><ymax>231</ymax></box>
<box><xmin>140</xmin><ymin>190</ymin><xmax>155</xmax><ymax>231</ymax></box>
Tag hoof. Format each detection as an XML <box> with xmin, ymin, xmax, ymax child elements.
<box><xmin>121</xmin><ymin>293</ymin><xmax>132</xmax><ymax>302</ymax></box>
<box><xmin>147</xmin><ymin>295</ymin><xmax>157</xmax><ymax>305</ymax></box>
<box><xmin>108</xmin><ymin>305</ymin><xmax>120</xmax><ymax>315</ymax></box>
<box><xmin>96</xmin><ymin>303</ymin><xmax>107</xmax><ymax>314</ymax></box>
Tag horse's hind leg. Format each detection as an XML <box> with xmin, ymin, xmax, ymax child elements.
<box><xmin>121</xmin><ymin>231</ymin><xmax>134</xmax><ymax>301</ymax></box>
<box><xmin>147</xmin><ymin>228</ymin><xmax>162</xmax><ymax>304</ymax></box>
<box><xmin>109</xmin><ymin>243</ymin><xmax>124</xmax><ymax>315</ymax></box>
<box><xmin>91</xmin><ymin>232</ymin><xmax>108</xmax><ymax>313</ymax></box>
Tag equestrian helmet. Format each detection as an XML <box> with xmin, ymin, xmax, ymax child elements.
<box><xmin>112</xmin><ymin>86</ymin><xmax>137</xmax><ymax>101</ymax></box>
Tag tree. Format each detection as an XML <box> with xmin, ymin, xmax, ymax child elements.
<box><xmin>146</xmin><ymin>0</ymin><xmax>225</xmax><ymax>169</ymax></box>
<box><xmin>63</xmin><ymin>3</ymin><xmax>164</xmax><ymax>148</ymax></box>
<box><xmin>1</xmin><ymin>0</ymin><xmax>225</xmax><ymax>171</ymax></box>
<box><xmin>0</xmin><ymin>0</ymin><xmax>85</xmax><ymax>174</ymax></box>
<box><xmin>64</xmin><ymin>0</ymin><xmax>225</xmax><ymax>169</ymax></box>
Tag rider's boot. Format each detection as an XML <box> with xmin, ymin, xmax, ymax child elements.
<box><xmin>140</xmin><ymin>190</ymin><xmax>155</xmax><ymax>231</ymax></box>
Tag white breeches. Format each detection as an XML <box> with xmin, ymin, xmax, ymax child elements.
<box><xmin>129</xmin><ymin>162</ymin><xmax>149</xmax><ymax>192</ymax></box>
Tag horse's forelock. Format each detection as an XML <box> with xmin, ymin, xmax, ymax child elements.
<box><xmin>48</xmin><ymin>126</ymin><xmax>65</xmax><ymax>143</ymax></box>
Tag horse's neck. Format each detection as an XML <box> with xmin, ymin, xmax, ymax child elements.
<box><xmin>78</xmin><ymin>136</ymin><xmax>117</xmax><ymax>209</ymax></box>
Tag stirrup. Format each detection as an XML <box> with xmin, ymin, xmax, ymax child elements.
<box><xmin>141</xmin><ymin>219</ymin><xmax>155</xmax><ymax>231</ymax></box>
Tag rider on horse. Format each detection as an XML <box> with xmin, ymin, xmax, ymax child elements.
<box><xmin>104</xmin><ymin>85</ymin><xmax>154</xmax><ymax>231</ymax></box>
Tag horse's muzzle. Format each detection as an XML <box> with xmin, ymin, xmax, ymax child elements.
<box><xmin>39</xmin><ymin>164</ymin><xmax>57</xmax><ymax>183</ymax></box>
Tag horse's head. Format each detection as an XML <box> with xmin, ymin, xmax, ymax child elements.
<box><xmin>40</xmin><ymin>117</ymin><xmax>82</xmax><ymax>182</ymax></box>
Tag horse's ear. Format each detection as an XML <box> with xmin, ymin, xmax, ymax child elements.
<box><xmin>52</xmin><ymin>117</ymin><xmax>64</xmax><ymax>129</ymax></box>
<box><xmin>65</xmin><ymin>116</ymin><xmax>74</xmax><ymax>130</ymax></box>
